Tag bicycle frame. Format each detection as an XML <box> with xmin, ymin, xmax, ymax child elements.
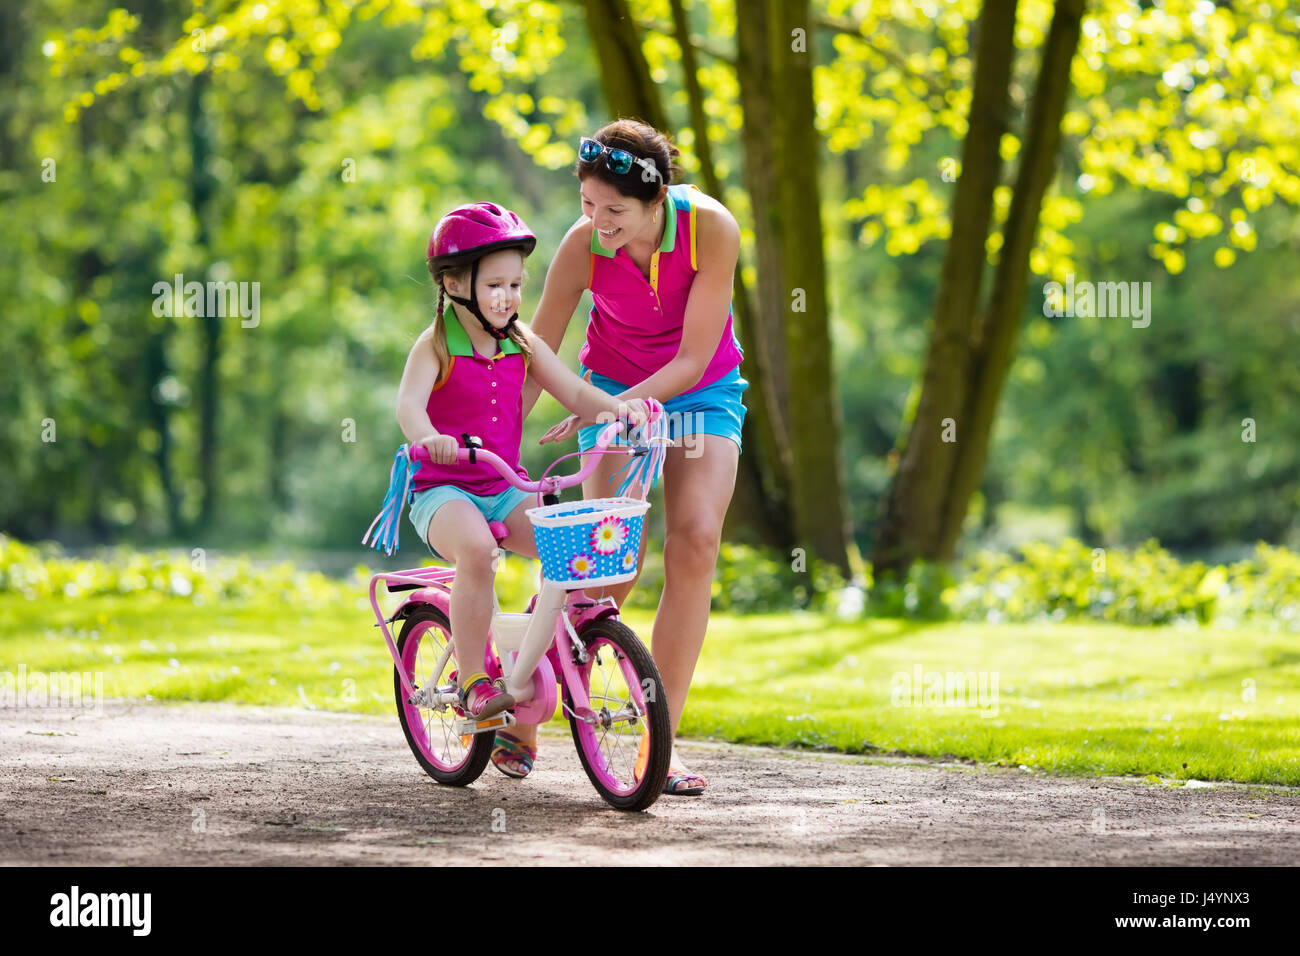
<box><xmin>368</xmin><ymin>572</ymin><xmax>625</xmax><ymax>727</ymax></box>
<box><xmin>368</xmin><ymin>415</ymin><xmax>658</xmax><ymax>731</ymax></box>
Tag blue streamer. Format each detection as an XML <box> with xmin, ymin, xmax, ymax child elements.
<box><xmin>614</xmin><ymin>405</ymin><xmax>669</xmax><ymax>499</ymax></box>
<box><xmin>362</xmin><ymin>444</ymin><xmax>419</xmax><ymax>555</ymax></box>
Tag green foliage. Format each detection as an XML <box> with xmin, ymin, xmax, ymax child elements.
<box><xmin>0</xmin><ymin>531</ymin><xmax>580</xmax><ymax>615</ymax></box>
<box><xmin>627</xmin><ymin>541</ymin><xmax>846</xmax><ymax>614</ymax></box>
<box><xmin>946</xmin><ymin>538</ymin><xmax>1300</xmax><ymax>629</ymax></box>
<box><xmin>6</xmin><ymin>0</ymin><xmax>1300</xmax><ymax>567</ymax></box>
<box><xmin>8</xmin><ymin>530</ymin><xmax>1299</xmax><ymax>631</ymax></box>
<box><xmin>0</xmin><ymin>532</ymin><xmax>351</xmax><ymax>604</ymax></box>
<box><xmin>867</xmin><ymin>560</ymin><xmax>955</xmax><ymax>620</ymax></box>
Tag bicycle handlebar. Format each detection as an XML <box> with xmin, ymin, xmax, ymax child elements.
<box><xmin>406</xmin><ymin>419</ymin><xmax>628</xmax><ymax>495</ymax></box>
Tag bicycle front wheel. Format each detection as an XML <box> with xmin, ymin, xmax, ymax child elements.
<box><xmin>564</xmin><ymin>618</ymin><xmax>672</xmax><ymax>811</ymax></box>
<box><xmin>394</xmin><ymin>605</ymin><xmax>493</xmax><ymax>786</ymax></box>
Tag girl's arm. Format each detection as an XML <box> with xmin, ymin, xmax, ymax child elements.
<box><xmin>521</xmin><ymin>217</ymin><xmax>593</xmax><ymax>417</ymax></box>
<box><xmin>395</xmin><ymin>329</ymin><xmax>458</xmax><ymax>464</ymax></box>
<box><xmin>520</xmin><ymin>325</ymin><xmax>648</xmax><ymax>428</ymax></box>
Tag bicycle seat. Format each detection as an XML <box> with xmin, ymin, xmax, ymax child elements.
<box><xmin>488</xmin><ymin>520</ymin><xmax>510</xmax><ymax>545</ymax></box>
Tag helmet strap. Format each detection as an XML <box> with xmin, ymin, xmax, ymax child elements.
<box><xmin>445</xmin><ymin>258</ymin><xmax>517</xmax><ymax>341</ymax></box>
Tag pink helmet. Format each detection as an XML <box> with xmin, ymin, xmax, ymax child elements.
<box><xmin>426</xmin><ymin>202</ymin><xmax>536</xmax><ymax>269</ymax></box>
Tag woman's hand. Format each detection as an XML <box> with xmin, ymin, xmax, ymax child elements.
<box><xmin>418</xmin><ymin>433</ymin><xmax>460</xmax><ymax>465</ymax></box>
<box><xmin>538</xmin><ymin>414</ymin><xmax>587</xmax><ymax>445</ymax></box>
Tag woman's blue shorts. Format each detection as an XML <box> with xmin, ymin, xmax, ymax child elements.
<box><xmin>576</xmin><ymin>363</ymin><xmax>749</xmax><ymax>454</ymax></box>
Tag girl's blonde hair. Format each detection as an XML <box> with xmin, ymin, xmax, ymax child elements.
<box><xmin>426</xmin><ymin>259</ymin><xmax>532</xmax><ymax>388</ymax></box>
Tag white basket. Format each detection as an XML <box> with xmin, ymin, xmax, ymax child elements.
<box><xmin>527</xmin><ymin>496</ymin><xmax>650</xmax><ymax>587</ymax></box>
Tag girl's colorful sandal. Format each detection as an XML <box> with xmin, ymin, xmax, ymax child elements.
<box><xmin>456</xmin><ymin>672</ymin><xmax>515</xmax><ymax>720</ymax></box>
<box><xmin>663</xmin><ymin>766</ymin><xmax>707</xmax><ymax>796</ymax></box>
<box><xmin>491</xmin><ymin>730</ymin><xmax>537</xmax><ymax>778</ymax></box>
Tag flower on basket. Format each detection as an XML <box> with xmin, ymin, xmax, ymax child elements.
<box><xmin>590</xmin><ymin>515</ymin><xmax>628</xmax><ymax>554</ymax></box>
<box><xmin>621</xmin><ymin>550</ymin><xmax>637</xmax><ymax>572</ymax></box>
<box><xmin>568</xmin><ymin>553</ymin><xmax>595</xmax><ymax>578</ymax></box>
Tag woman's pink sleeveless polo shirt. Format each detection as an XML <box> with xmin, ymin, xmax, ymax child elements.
<box><xmin>411</xmin><ymin>313</ymin><xmax>529</xmax><ymax>496</ymax></box>
<box><xmin>579</xmin><ymin>183</ymin><xmax>744</xmax><ymax>391</ymax></box>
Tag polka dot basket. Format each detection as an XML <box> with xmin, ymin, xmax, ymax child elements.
<box><xmin>527</xmin><ymin>496</ymin><xmax>650</xmax><ymax>588</ymax></box>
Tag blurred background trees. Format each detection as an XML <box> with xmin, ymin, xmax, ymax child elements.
<box><xmin>2</xmin><ymin>0</ymin><xmax>1298</xmax><ymax>581</ymax></box>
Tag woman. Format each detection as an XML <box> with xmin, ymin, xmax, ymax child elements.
<box><xmin>499</xmin><ymin>118</ymin><xmax>747</xmax><ymax>796</ymax></box>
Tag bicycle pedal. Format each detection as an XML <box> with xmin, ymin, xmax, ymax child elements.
<box><xmin>453</xmin><ymin>713</ymin><xmax>513</xmax><ymax>736</ymax></box>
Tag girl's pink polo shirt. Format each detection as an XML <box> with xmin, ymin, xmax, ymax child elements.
<box><xmin>579</xmin><ymin>183</ymin><xmax>744</xmax><ymax>391</ymax></box>
<box><xmin>412</xmin><ymin>314</ymin><xmax>529</xmax><ymax>496</ymax></box>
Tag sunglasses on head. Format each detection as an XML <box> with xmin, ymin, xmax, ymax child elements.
<box><xmin>579</xmin><ymin>138</ymin><xmax>664</xmax><ymax>183</ymax></box>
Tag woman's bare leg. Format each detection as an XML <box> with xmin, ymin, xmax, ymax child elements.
<box><xmin>653</xmin><ymin>435</ymin><xmax>738</xmax><ymax>775</ymax></box>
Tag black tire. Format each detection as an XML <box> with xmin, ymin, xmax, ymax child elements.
<box><xmin>394</xmin><ymin>604</ymin><xmax>494</xmax><ymax>786</ymax></box>
<box><xmin>564</xmin><ymin>618</ymin><xmax>672</xmax><ymax>811</ymax></box>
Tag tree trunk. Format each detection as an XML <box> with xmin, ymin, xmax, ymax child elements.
<box><xmin>189</xmin><ymin>69</ymin><xmax>220</xmax><ymax>537</ymax></box>
<box><xmin>737</xmin><ymin>0</ymin><xmax>854</xmax><ymax>575</ymax></box>
<box><xmin>871</xmin><ymin>0</ymin><xmax>1021</xmax><ymax>577</ymax></box>
<box><xmin>668</xmin><ymin>0</ymin><xmax>792</xmax><ymax>547</ymax></box>
<box><xmin>935</xmin><ymin>0</ymin><xmax>1086</xmax><ymax>559</ymax></box>
<box><xmin>577</xmin><ymin>0</ymin><xmax>670</xmax><ymax>131</ymax></box>
<box><xmin>144</xmin><ymin>326</ymin><xmax>182</xmax><ymax>534</ymax></box>
<box><xmin>581</xmin><ymin>0</ymin><xmax>795</xmax><ymax>547</ymax></box>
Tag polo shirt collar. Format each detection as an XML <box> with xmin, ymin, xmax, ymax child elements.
<box><xmin>444</xmin><ymin>311</ymin><xmax>522</xmax><ymax>357</ymax></box>
<box><xmin>590</xmin><ymin>185</ymin><xmax>677</xmax><ymax>258</ymax></box>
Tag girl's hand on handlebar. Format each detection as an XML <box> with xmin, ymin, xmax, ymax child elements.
<box><xmin>616</xmin><ymin>399</ymin><xmax>651</xmax><ymax>431</ymax></box>
<box><xmin>418</xmin><ymin>433</ymin><xmax>459</xmax><ymax>465</ymax></box>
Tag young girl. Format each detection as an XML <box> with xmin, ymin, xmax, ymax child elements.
<box><xmin>395</xmin><ymin>201</ymin><xmax>649</xmax><ymax>739</ymax></box>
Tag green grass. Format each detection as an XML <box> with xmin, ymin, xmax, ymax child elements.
<box><xmin>3</xmin><ymin>594</ymin><xmax>1299</xmax><ymax>785</ymax></box>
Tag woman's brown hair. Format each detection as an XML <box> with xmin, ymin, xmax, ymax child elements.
<box><xmin>425</xmin><ymin>259</ymin><xmax>532</xmax><ymax>388</ymax></box>
<box><xmin>575</xmin><ymin>118</ymin><xmax>683</xmax><ymax>202</ymax></box>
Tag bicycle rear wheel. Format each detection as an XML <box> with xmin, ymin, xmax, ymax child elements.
<box><xmin>394</xmin><ymin>605</ymin><xmax>494</xmax><ymax>786</ymax></box>
<box><xmin>564</xmin><ymin>618</ymin><xmax>672</xmax><ymax>811</ymax></box>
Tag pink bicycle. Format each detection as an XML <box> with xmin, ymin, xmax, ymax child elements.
<box><xmin>364</xmin><ymin>413</ymin><xmax>672</xmax><ymax>811</ymax></box>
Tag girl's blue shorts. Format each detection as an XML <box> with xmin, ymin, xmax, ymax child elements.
<box><xmin>576</xmin><ymin>363</ymin><xmax>749</xmax><ymax>454</ymax></box>
<box><xmin>408</xmin><ymin>484</ymin><xmax>531</xmax><ymax>561</ymax></box>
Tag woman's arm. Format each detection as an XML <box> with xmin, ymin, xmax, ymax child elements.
<box><xmin>610</xmin><ymin>202</ymin><xmax>740</xmax><ymax>403</ymax></box>
<box><xmin>521</xmin><ymin>217</ymin><xmax>593</xmax><ymax>417</ymax></box>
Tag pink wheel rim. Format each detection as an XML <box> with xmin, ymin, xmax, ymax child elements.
<box><xmin>400</xmin><ymin>619</ymin><xmax>473</xmax><ymax>772</ymax></box>
<box><xmin>573</xmin><ymin>636</ymin><xmax>653</xmax><ymax>796</ymax></box>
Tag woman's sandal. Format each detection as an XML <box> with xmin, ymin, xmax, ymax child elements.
<box><xmin>634</xmin><ymin>732</ymin><xmax>706</xmax><ymax>795</ymax></box>
<box><xmin>456</xmin><ymin>672</ymin><xmax>515</xmax><ymax>721</ymax></box>
<box><xmin>491</xmin><ymin>730</ymin><xmax>537</xmax><ymax>778</ymax></box>
<box><xmin>663</xmin><ymin>766</ymin><xmax>707</xmax><ymax>796</ymax></box>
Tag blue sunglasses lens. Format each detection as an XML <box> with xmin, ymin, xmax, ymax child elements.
<box><xmin>606</xmin><ymin>149</ymin><xmax>634</xmax><ymax>174</ymax></box>
<box><xmin>579</xmin><ymin>139</ymin><xmax>637</xmax><ymax>175</ymax></box>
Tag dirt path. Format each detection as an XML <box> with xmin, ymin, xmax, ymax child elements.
<box><xmin>2</xmin><ymin>699</ymin><xmax>1297</xmax><ymax>865</ymax></box>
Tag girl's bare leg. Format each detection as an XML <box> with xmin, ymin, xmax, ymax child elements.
<box><xmin>488</xmin><ymin>499</ymin><xmax>544</xmax><ymax>772</ymax></box>
<box><xmin>426</xmin><ymin>500</ymin><xmax>499</xmax><ymax>703</ymax></box>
